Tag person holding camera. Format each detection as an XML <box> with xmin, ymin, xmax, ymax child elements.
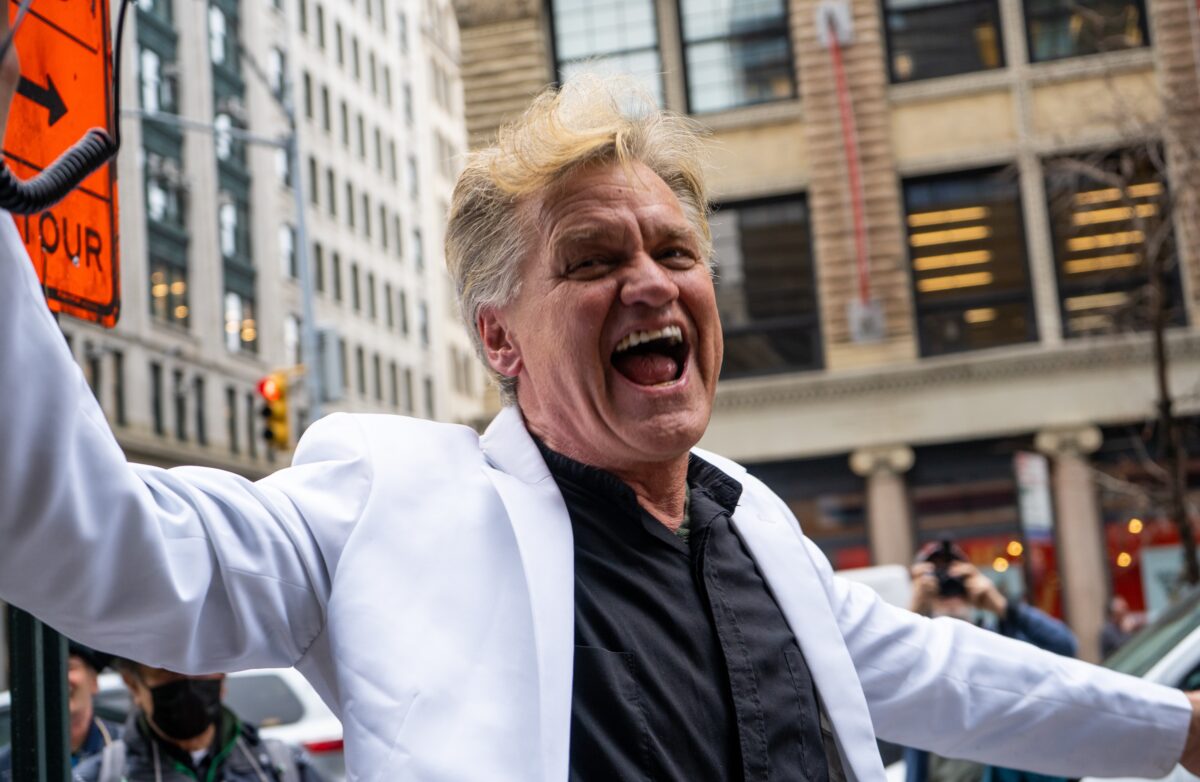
<box><xmin>905</xmin><ymin>541</ymin><xmax>1077</xmax><ymax>782</ymax></box>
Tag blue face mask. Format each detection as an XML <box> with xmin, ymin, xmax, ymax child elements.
<box><xmin>149</xmin><ymin>678</ymin><xmax>222</xmax><ymax>741</ymax></box>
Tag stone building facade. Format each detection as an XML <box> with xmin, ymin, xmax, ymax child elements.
<box><xmin>453</xmin><ymin>0</ymin><xmax>1200</xmax><ymax>660</ymax></box>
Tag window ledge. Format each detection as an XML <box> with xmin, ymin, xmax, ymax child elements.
<box><xmin>889</xmin><ymin>69</ymin><xmax>1013</xmax><ymax>105</ymax></box>
<box><xmin>694</xmin><ymin>99</ymin><xmax>804</xmax><ymax>133</ymax></box>
<box><xmin>1026</xmin><ymin>47</ymin><xmax>1155</xmax><ymax>87</ymax></box>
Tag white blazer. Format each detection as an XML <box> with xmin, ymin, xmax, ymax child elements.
<box><xmin>0</xmin><ymin>214</ymin><xmax>1190</xmax><ymax>781</ymax></box>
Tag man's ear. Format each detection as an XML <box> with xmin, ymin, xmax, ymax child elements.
<box><xmin>478</xmin><ymin>306</ymin><xmax>522</xmax><ymax>379</ymax></box>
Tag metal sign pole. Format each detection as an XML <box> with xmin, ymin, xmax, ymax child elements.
<box><xmin>8</xmin><ymin>607</ymin><xmax>68</xmax><ymax>782</ymax></box>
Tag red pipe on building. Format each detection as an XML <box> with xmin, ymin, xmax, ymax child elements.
<box><xmin>827</xmin><ymin>22</ymin><xmax>873</xmax><ymax>306</ymax></box>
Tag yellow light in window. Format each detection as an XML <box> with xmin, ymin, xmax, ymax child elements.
<box><xmin>1006</xmin><ymin>540</ymin><xmax>1024</xmax><ymax>557</ymax></box>
<box><xmin>1116</xmin><ymin>552</ymin><xmax>1133</xmax><ymax>568</ymax></box>
<box><xmin>912</xmin><ymin>249</ymin><xmax>992</xmax><ymax>271</ymax></box>
<box><xmin>916</xmin><ymin>271</ymin><xmax>994</xmax><ymax>293</ymax></box>
<box><xmin>152</xmin><ymin>283</ymin><xmax>169</xmax><ymax>298</ymax></box>
<box><xmin>1067</xmin><ymin>230</ymin><xmax>1144</xmax><ymax>252</ymax></box>
<box><xmin>1072</xmin><ymin>203</ymin><xmax>1158</xmax><ymax>226</ymax></box>
<box><xmin>1127</xmin><ymin>181</ymin><xmax>1163</xmax><ymax>199</ymax></box>
<box><xmin>906</xmin><ymin>206</ymin><xmax>991</xmax><ymax>228</ymax></box>
<box><xmin>909</xmin><ymin>225</ymin><xmax>992</xmax><ymax>247</ymax></box>
<box><xmin>1128</xmin><ymin>518</ymin><xmax>1144</xmax><ymax>534</ymax></box>
<box><xmin>964</xmin><ymin>307</ymin><xmax>996</xmax><ymax>324</ymax></box>
<box><xmin>1074</xmin><ymin>187</ymin><xmax>1121</xmax><ymax>206</ymax></box>
<box><xmin>993</xmin><ymin>557</ymin><xmax>1010</xmax><ymax>573</ymax></box>
<box><xmin>170</xmin><ymin>280</ymin><xmax>187</xmax><ymax>295</ymax></box>
<box><xmin>1065</xmin><ymin>291</ymin><xmax>1130</xmax><ymax>311</ymax></box>
<box><xmin>225</xmin><ymin>320</ymin><xmax>239</xmax><ymax>334</ymax></box>
<box><xmin>1068</xmin><ymin>314</ymin><xmax>1115</xmax><ymax>333</ymax></box>
<box><xmin>1064</xmin><ymin>253</ymin><xmax>1140</xmax><ymax>274</ymax></box>
<box><xmin>151</xmin><ymin>270</ymin><xmax>166</xmax><ymax>285</ymax></box>
<box><xmin>241</xmin><ymin>327</ymin><xmax>257</xmax><ymax>343</ymax></box>
<box><xmin>173</xmin><ymin>305</ymin><xmax>189</xmax><ymax>320</ymax></box>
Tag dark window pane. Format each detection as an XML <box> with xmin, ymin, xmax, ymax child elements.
<box><xmin>1044</xmin><ymin>148</ymin><xmax>1184</xmax><ymax>338</ymax></box>
<box><xmin>1025</xmin><ymin>0</ymin><xmax>1147</xmax><ymax>63</ymax></box>
<box><xmin>551</xmin><ymin>0</ymin><xmax>663</xmax><ymax>104</ymax></box>
<box><xmin>903</xmin><ymin>168</ymin><xmax>1036</xmax><ymax>355</ymax></box>
<box><xmin>712</xmin><ymin>196</ymin><xmax>823</xmax><ymax>377</ymax></box>
<box><xmin>680</xmin><ymin>0</ymin><xmax>795</xmax><ymax>113</ymax></box>
<box><xmin>886</xmin><ymin>0</ymin><xmax>1004</xmax><ymax>82</ymax></box>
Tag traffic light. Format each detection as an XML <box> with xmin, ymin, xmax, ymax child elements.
<box><xmin>257</xmin><ymin>372</ymin><xmax>290</xmax><ymax>449</ymax></box>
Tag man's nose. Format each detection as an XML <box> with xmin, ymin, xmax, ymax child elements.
<box><xmin>619</xmin><ymin>252</ymin><xmax>678</xmax><ymax>308</ymax></box>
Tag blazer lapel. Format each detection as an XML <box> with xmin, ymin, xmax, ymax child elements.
<box><xmin>480</xmin><ymin>407</ymin><xmax>575</xmax><ymax>782</ymax></box>
<box><xmin>704</xmin><ymin>453</ymin><xmax>885</xmax><ymax>782</ymax></box>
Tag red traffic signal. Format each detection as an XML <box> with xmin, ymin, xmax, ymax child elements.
<box><xmin>257</xmin><ymin>372</ymin><xmax>290</xmax><ymax>449</ymax></box>
<box><xmin>258</xmin><ymin>375</ymin><xmax>284</xmax><ymax>403</ymax></box>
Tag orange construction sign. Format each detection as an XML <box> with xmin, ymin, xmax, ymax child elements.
<box><xmin>5</xmin><ymin>0</ymin><xmax>119</xmax><ymax>327</ymax></box>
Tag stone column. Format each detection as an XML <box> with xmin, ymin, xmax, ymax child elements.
<box><xmin>1035</xmin><ymin>425</ymin><xmax>1105</xmax><ymax>662</ymax></box>
<box><xmin>850</xmin><ymin>444</ymin><xmax>916</xmax><ymax>566</ymax></box>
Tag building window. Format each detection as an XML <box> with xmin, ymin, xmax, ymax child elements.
<box><xmin>245</xmin><ymin>391</ymin><xmax>258</xmax><ymax>458</ymax></box>
<box><xmin>351</xmin><ymin>262</ymin><xmax>361</xmax><ymax>311</ymax></box>
<box><xmin>550</xmin><ymin>0</ymin><xmax>663</xmax><ymax>104</ymax></box>
<box><xmin>151</xmin><ymin>361</ymin><xmax>164</xmax><ymax>436</ymax></box>
<box><xmin>1025</xmin><ymin>0</ymin><xmax>1147</xmax><ymax>63</ymax></box>
<box><xmin>209</xmin><ymin>5</ymin><xmax>229</xmax><ymax>65</ymax></box>
<box><xmin>173</xmin><ymin>369</ymin><xmax>187</xmax><ymax>441</ymax></box>
<box><xmin>146</xmin><ymin>173</ymin><xmax>184</xmax><ymax>227</ymax></box>
<box><xmin>413</xmin><ymin>228</ymin><xmax>423</xmax><ymax>271</ymax></box>
<box><xmin>139</xmin><ymin>48</ymin><xmax>176</xmax><ymax>113</ymax></box>
<box><xmin>367</xmin><ymin>272</ymin><xmax>377</xmax><ymax>319</ymax></box>
<box><xmin>356</xmin><ymin>345</ymin><xmax>367</xmax><ymax>395</ymax></box>
<box><xmin>325</xmin><ymin>167</ymin><xmax>337</xmax><ymax>215</ymax></box>
<box><xmin>346</xmin><ymin>182</ymin><xmax>356</xmax><ymax>228</ymax></box>
<box><xmin>194</xmin><ymin>376</ymin><xmax>208</xmax><ymax>446</ymax></box>
<box><xmin>298</xmin><ymin>0</ymin><xmax>308</xmax><ymax>33</ymax></box>
<box><xmin>903</xmin><ymin>167</ymin><xmax>1036</xmax><ymax>356</ymax></box>
<box><xmin>308</xmin><ymin>155</ymin><xmax>319</xmax><ymax>204</ymax></box>
<box><xmin>214</xmin><ymin>113</ymin><xmax>234</xmax><ymax>161</ymax></box>
<box><xmin>314</xmin><ymin>243</ymin><xmax>326</xmax><ymax>292</ymax></box>
<box><xmin>321</xmin><ymin>85</ymin><xmax>332</xmax><ymax>132</ymax></box>
<box><xmin>884</xmin><ymin>0</ymin><xmax>1004</xmax><ymax>82</ymax></box>
<box><xmin>1044</xmin><ymin>148</ymin><xmax>1184</xmax><ymax>338</ymax></box>
<box><xmin>112</xmin><ymin>350</ymin><xmax>126</xmax><ymax>426</ymax></box>
<box><xmin>218</xmin><ymin>200</ymin><xmax>238</xmax><ymax>258</ymax></box>
<box><xmin>332</xmin><ymin>252</ymin><xmax>343</xmax><ymax>301</ymax></box>
<box><xmin>399</xmin><ymin>288</ymin><xmax>409</xmax><ymax>335</ymax></box>
<box><xmin>285</xmin><ymin>314</ymin><xmax>302</xmax><ymax>366</ymax></box>
<box><xmin>678</xmin><ymin>0</ymin><xmax>795</xmax><ymax>113</ymax></box>
<box><xmin>268</xmin><ymin>47</ymin><xmax>286</xmax><ymax>97</ymax></box>
<box><xmin>303</xmin><ymin>71</ymin><xmax>313</xmax><ymax>118</ymax></box>
<box><xmin>275</xmin><ymin>147</ymin><xmax>292</xmax><ymax>188</ymax></box>
<box><xmin>280</xmin><ymin>224</ymin><xmax>297</xmax><ymax>278</ymax></box>
<box><xmin>226</xmin><ymin>385</ymin><xmax>239</xmax><ymax>454</ymax></box>
<box><xmin>423</xmin><ymin>376</ymin><xmax>434</xmax><ymax>419</ymax></box>
<box><xmin>384</xmin><ymin>282</ymin><xmax>394</xmax><ymax>327</ymax></box>
<box><xmin>150</xmin><ymin>261</ymin><xmax>189</xmax><ymax>327</ymax></box>
<box><xmin>712</xmin><ymin>196</ymin><xmax>822</xmax><ymax>377</ymax></box>
<box><xmin>224</xmin><ymin>290</ymin><xmax>259</xmax><ymax>353</ymax></box>
<box><xmin>315</xmin><ymin>3</ymin><xmax>326</xmax><ymax>49</ymax></box>
<box><xmin>389</xmin><ymin>361</ymin><xmax>399</xmax><ymax>408</ymax></box>
<box><xmin>373</xmin><ymin>353</ymin><xmax>383</xmax><ymax>400</ymax></box>
<box><xmin>418</xmin><ymin>299</ymin><xmax>429</xmax><ymax>347</ymax></box>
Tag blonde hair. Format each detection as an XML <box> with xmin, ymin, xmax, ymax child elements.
<box><xmin>445</xmin><ymin>75</ymin><xmax>712</xmax><ymax>404</ymax></box>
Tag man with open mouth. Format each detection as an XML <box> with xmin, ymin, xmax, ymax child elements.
<box><xmin>0</xmin><ymin>30</ymin><xmax>1198</xmax><ymax>779</ymax></box>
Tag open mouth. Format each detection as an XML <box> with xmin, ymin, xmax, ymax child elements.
<box><xmin>611</xmin><ymin>325</ymin><xmax>688</xmax><ymax>387</ymax></box>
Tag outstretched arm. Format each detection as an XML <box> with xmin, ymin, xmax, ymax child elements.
<box><xmin>0</xmin><ymin>18</ymin><xmax>365</xmax><ymax>673</ymax></box>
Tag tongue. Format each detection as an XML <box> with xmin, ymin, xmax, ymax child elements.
<box><xmin>613</xmin><ymin>352</ymin><xmax>679</xmax><ymax>386</ymax></box>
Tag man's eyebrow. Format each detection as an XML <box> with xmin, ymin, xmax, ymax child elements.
<box><xmin>550</xmin><ymin>225</ymin><xmax>618</xmax><ymax>250</ymax></box>
<box><xmin>654</xmin><ymin>225</ymin><xmax>700</xmax><ymax>245</ymax></box>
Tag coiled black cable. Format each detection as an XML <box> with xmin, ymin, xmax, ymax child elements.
<box><xmin>0</xmin><ymin>0</ymin><xmax>132</xmax><ymax>215</ymax></box>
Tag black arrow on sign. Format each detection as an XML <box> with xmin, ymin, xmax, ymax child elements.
<box><xmin>17</xmin><ymin>74</ymin><xmax>67</xmax><ymax>127</ymax></box>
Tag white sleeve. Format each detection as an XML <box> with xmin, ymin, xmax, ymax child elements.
<box><xmin>807</xmin><ymin>534</ymin><xmax>1192</xmax><ymax>778</ymax></box>
<box><xmin>0</xmin><ymin>214</ymin><xmax>370</xmax><ymax>673</ymax></box>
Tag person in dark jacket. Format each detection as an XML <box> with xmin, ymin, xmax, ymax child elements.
<box><xmin>73</xmin><ymin>660</ymin><xmax>325</xmax><ymax>782</ymax></box>
<box><xmin>0</xmin><ymin>640</ymin><xmax>121</xmax><ymax>781</ymax></box>
<box><xmin>904</xmin><ymin>541</ymin><xmax>1077</xmax><ymax>782</ymax></box>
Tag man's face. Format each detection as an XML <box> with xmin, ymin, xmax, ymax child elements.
<box><xmin>66</xmin><ymin>656</ymin><xmax>98</xmax><ymax>752</ymax></box>
<box><xmin>482</xmin><ymin>161</ymin><xmax>722</xmax><ymax>470</ymax></box>
<box><xmin>124</xmin><ymin>666</ymin><xmax>225</xmax><ymax>725</ymax></box>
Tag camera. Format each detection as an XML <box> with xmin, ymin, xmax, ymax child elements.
<box><xmin>921</xmin><ymin>539</ymin><xmax>968</xmax><ymax>598</ymax></box>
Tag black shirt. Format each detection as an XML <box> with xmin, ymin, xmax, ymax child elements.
<box><xmin>539</xmin><ymin>443</ymin><xmax>835</xmax><ymax>782</ymax></box>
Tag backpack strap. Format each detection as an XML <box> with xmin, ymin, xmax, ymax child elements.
<box><xmin>262</xmin><ymin>739</ymin><xmax>301</xmax><ymax>782</ymax></box>
<box><xmin>96</xmin><ymin>740</ymin><xmax>126</xmax><ymax>782</ymax></box>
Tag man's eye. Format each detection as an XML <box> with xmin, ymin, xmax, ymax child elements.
<box><xmin>567</xmin><ymin>258</ymin><xmax>611</xmax><ymax>277</ymax></box>
<box><xmin>658</xmin><ymin>248</ymin><xmax>697</xmax><ymax>267</ymax></box>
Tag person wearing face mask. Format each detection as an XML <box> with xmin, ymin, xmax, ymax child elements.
<box><xmin>903</xmin><ymin>541</ymin><xmax>1077</xmax><ymax>782</ymax></box>
<box><xmin>0</xmin><ymin>640</ymin><xmax>121</xmax><ymax>781</ymax></box>
<box><xmin>72</xmin><ymin>661</ymin><xmax>325</xmax><ymax>782</ymax></box>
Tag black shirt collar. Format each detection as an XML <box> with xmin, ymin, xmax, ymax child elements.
<box><xmin>534</xmin><ymin>439</ymin><xmax>743</xmax><ymax>520</ymax></box>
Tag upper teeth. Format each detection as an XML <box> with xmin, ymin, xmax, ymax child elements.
<box><xmin>614</xmin><ymin>326</ymin><xmax>683</xmax><ymax>354</ymax></box>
